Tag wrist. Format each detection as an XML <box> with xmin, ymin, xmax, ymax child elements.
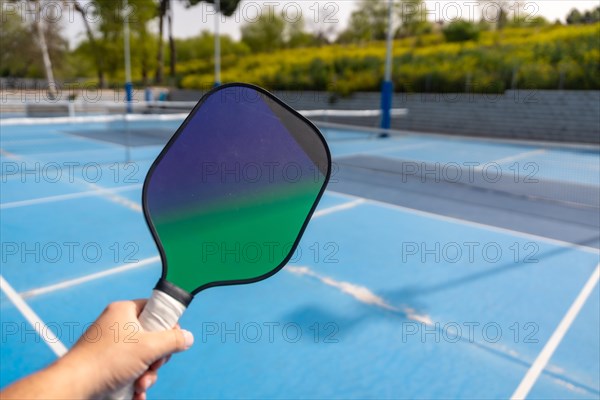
<box><xmin>1</xmin><ymin>354</ymin><xmax>100</xmax><ymax>400</ymax></box>
<box><xmin>50</xmin><ymin>351</ymin><xmax>103</xmax><ymax>399</ymax></box>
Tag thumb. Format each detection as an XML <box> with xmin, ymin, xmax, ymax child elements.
<box><xmin>144</xmin><ymin>328</ymin><xmax>194</xmax><ymax>360</ymax></box>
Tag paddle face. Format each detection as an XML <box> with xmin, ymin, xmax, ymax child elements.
<box><xmin>143</xmin><ymin>84</ymin><xmax>330</xmax><ymax>295</ymax></box>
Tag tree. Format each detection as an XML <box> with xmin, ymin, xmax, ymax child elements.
<box><xmin>188</xmin><ymin>0</ymin><xmax>242</xmax><ymax>16</ymax></box>
<box><xmin>337</xmin><ymin>0</ymin><xmax>388</xmax><ymax>43</ymax></box>
<box><xmin>508</xmin><ymin>15</ymin><xmax>548</xmax><ymax>28</ymax></box>
<box><xmin>166</xmin><ymin>0</ymin><xmax>175</xmax><ymax>78</ymax></box>
<box><xmin>582</xmin><ymin>6</ymin><xmax>600</xmax><ymax>23</ymax></box>
<box><xmin>0</xmin><ymin>5</ymin><xmax>37</xmax><ymax>77</ymax></box>
<box><xmin>241</xmin><ymin>12</ymin><xmax>286</xmax><ymax>52</ymax></box>
<box><xmin>443</xmin><ymin>20</ymin><xmax>480</xmax><ymax>42</ymax></box>
<box><xmin>287</xmin><ymin>17</ymin><xmax>319</xmax><ymax>48</ymax></box>
<box><xmin>175</xmin><ymin>31</ymin><xmax>249</xmax><ymax>63</ymax></box>
<box><xmin>2</xmin><ymin>1</ymin><xmax>67</xmax><ymax>89</ymax></box>
<box><xmin>153</xmin><ymin>0</ymin><xmax>243</xmax><ymax>83</ymax></box>
<box><xmin>567</xmin><ymin>7</ymin><xmax>600</xmax><ymax>24</ymax></box>
<box><xmin>77</xmin><ymin>0</ymin><xmax>156</xmax><ymax>84</ymax></box>
<box><xmin>33</xmin><ymin>1</ymin><xmax>55</xmax><ymax>95</ymax></box>
<box><xmin>155</xmin><ymin>0</ymin><xmax>167</xmax><ymax>83</ymax></box>
<box><xmin>72</xmin><ymin>1</ymin><xmax>106</xmax><ymax>87</ymax></box>
<box><xmin>396</xmin><ymin>0</ymin><xmax>431</xmax><ymax>37</ymax></box>
<box><xmin>240</xmin><ymin>11</ymin><xmax>326</xmax><ymax>51</ymax></box>
<box><xmin>479</xmin><ymin>0</ymin><xmax>509</xmax><ymax>30</ymax></box>
<box><xmin>128</xmin><ymin>0</ymin><xmax>156</xmax><ymax>85</ymax></box>
<box><xmin>24</xmin><ymin>0</ymin><xmax>58</xmax><ymax>96</ymax></box>
<box><xmin>566</xmin><ymin>8</ymin><xmax>583</xmax><ymax>25</ymax></box>
<box><xmin>307</xmin><ymin>3</ymin><xmax>337</xmax><ymax>45</ymax></box>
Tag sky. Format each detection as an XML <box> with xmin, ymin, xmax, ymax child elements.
<box><xmin>20</xmin><ymin>0</ymin><xmax>600</xmax><ymax>46</ymax></box>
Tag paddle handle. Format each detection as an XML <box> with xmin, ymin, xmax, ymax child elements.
<box><xmin>107</xmin><ymin>289</ymin><xmax>187</xmax><ymax>400</ymax></box>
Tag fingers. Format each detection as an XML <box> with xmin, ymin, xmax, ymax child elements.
<box><xmin>145</xmin><ymin>328</ymin><xmax>194</xmax><ymax>359</ymax></box>
<box><xmin>134</xmin><ymin>392</ymin><xmax>147</xmax><ymax>400</ymax></box>
<box><xmin>131</xmin><ymin>299</ymin><xmax>148</xmax><ymax>316</ymax></box>
<box><xmin>150</xmin><ymin>355</ymin><xmax>171</xmax><ymax>371</ymax></box>
<box><xmin>104</xmin><ymin>299</ymin><xmax>147</xmax><ymax>318</ymax></box>
<box><xmin>135</xmin><ymin>370</ymin><xmax>158</xmax><ymax>395</ymax></box>
<box><xmin>133</xmin><ymin>352</ymin><xmax>172</xmax><ymax>399</ymax></box>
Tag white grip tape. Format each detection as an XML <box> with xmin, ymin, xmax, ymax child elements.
<box><xmin>138</xmin><ymin>290</ymin><xmax>187</xmax><ymax>332</ymax></box>
<box><xmin>107</xmin><ymin>290</ymin><xmax>187</xmax><ymax>400</ymax></box>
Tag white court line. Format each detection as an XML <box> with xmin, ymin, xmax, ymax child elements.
<box><xmin>20</xmin><ymin>256</ymin><xmax>161</xmax><ymax>299</ymax></box>
<box><xmin>486</xmin><ymin>149</ymin><xmax>547</xmax><ymax>166</ymax></box>
<box><xmin>18</xmin><ymin>200</ymin><xmax>362</xmax><ymax>298</ymax></box>
<box><xmin>510</xmin><ymin>263</ymin><xmax>600</xmax><ymax>400</ymax></box>
<box><xmin>373</xmin><ymin>142</ymin><xmax>434</xmax><ymax>154</ymax></box>
<box><xmin>78</xmin><ymin>181</ymin><xmax>142</xmax><ymax>212</ymax></box>
<box><xmin>301</xmin><ymin>108</ymin><xmax>407</xmax><ymax>117</ymax></box>
<box><xmin>0</xmin><ymin>275</ymin><xmax>68</xmax><ymax>357</ymax></box>
<box><xmin>3</xmin><ymin>136</ymin><xmax>126</xmax><ymax>150</ymax></box>
<box><xmin>1</xmin><ymin>160</ymin><xmax>149</xmax><ymax>183</ymax></box>
<box><xmin>286</xmin><ymin>266</ymin><xmax>432</xmax><ymax>325</ymax></box>
<box><xmin>2</xmin><ymin>138</ymin><xmax>73</xmax><ymax>146</ymax></box>
<box><xmin>312</xmin><ymin>198</ymin><xmax>365</xmax><ymax>218</ymax></box>
<box><xmin>327</xmin><ymin>191</ymin><xmax>600</xmax><ymax>254</ymax></box>
<box><xmin>0</xmin><ymin>143</ymin><xmax>145</xmax><ymax>212</ymax></box>
<box><xmin>1</xmin><ymin>178</ymin><xmax>142</xmax><ymax>213</ymax></box>
<box><xmin>336</xmin><ymin>141</ymin><xmax>435</xmax><ymax>159</ymax></box>
<box><xmin>0</xmin><ymin>148</ymin><xmax>22</xmax><ymax>160</ymax></box>
<box><xmin>0</xmin><ymin>184</ymin><xmax>142</xmax><ymax>210</ymax></box>
<box><xmin>3</xmin><ymin>146</ymin><xmax>130</xmax><ymax>160</ymax></box>
<box><xmin>0</xmin><ymin>113</ymin><xmax>188</xmax><ymax>126</ymax></box>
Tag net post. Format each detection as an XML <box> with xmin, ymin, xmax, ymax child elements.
<box><xmin>125</xmin><ymin>82</ymin><xmax>133</xmax><ymax>114</ymax></box>
<box><xmin>380</xmin><ymin>81</ymin><xmax>393</xmax><ymax>131</ymax></box>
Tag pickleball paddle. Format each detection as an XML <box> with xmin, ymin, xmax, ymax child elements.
<box><xmin>111</xmin><ymin>83</ymin><xmax>330</xmax><ymax>399</ymax></box>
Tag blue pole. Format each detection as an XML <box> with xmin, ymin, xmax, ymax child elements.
<box><xmin>125</xmin><ymin>82</ymin><xmax>133</xmax><ymax>113</ymax></box>
<box><xmin>380</xmin><ymin>81</ymin><xmax>393</xmax><ymax>130</ymax></box>
<box><xmin>380</xmin><ymin>0</ymin><xmax>394</xmax><ymax>130</ymax></box>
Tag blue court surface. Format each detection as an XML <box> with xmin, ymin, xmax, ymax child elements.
<box><xmin>1</xmin><ymin>117</ymin><xmax>599</xmax><ymax>399</ymax></box>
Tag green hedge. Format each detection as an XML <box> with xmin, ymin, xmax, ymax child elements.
<box><xmin>179</xmin><ymin>24</ymin><xmax>600</xmax><ymax>95</ymax></box>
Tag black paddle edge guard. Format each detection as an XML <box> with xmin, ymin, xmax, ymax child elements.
<box><xmin>155</xmin><ymin>279</ymin><xmax>194</xmax><ymax>307</ymax></box>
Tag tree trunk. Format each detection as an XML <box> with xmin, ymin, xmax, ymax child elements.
<box><xmin>167</xmin><ymin>0</ymin><xmax>176</xmax><ymax>79</ymax></box>
<box><xmin>155</xmin><ymin>0</ymin><xmax>167</xmax><ymax>84</ymax></box>
<box><xmin>73</xmin><ymin>1</ymin><xmax>105</xmax><ymax>88</ymax></box>
<box><xmin>31</xmin><ymin>0</ymin><xmax>57</xmax><ymax>98</ymax></box>
<box><xmin>141</xmin><ymin>28</ymin><xmax>149</xmax><ymax>86</ymax></box>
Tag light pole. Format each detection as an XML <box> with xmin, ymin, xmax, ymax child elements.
<box><xmin>380</xmin><ymin>0</ymin><xmax>394</xmax><ymax>130</ymax></box>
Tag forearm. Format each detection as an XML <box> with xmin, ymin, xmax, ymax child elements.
<box><xmin>1</xmin><ymin>354</ymin><xmax>97</xmax><ymax>400</ymax></box>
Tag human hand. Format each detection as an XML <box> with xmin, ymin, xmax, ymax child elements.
<box><xmin>71</xmin><ymin>299</ymin><xmax>194</xmax><ymax>399</ymax></box>
<box><xmin>1</xmin><ymin>299</ymin><xmax>193</xmax><ymax>400</ymax></box>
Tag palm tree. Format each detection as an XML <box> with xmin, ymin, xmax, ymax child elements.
<box><xmin>155</xmin><ymin>0</ymin><xmax>167</xmax><ymax>83</ymax></box>
<box><xmin>26</xmin><ymin>0</ymin><xmax>57</xmax><ymax>98</ymax></box>
<box><xmin>154</xmin><ymin>0</ymin><xmax>243</xmax><ymax>85</ymax></box>
<box><xmin>155</xmin><ymin>0</ymin><xmax>176</xmax><ymax>83</ymax></box>
<box><xmin>71</xmin><ymin>0</ymin><xmax>106</xmax><ymax>87</ymax></box>
<box><xmin>167</xmin><ymin>0</ymin><xmax>176</xmax><ymax>79</ymax></box>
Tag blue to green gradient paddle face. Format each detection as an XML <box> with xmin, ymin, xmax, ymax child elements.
<box><xmin>143</xmin><ymin>83</ymin><xmax>331</xmax><ymax>300</ymax></box>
